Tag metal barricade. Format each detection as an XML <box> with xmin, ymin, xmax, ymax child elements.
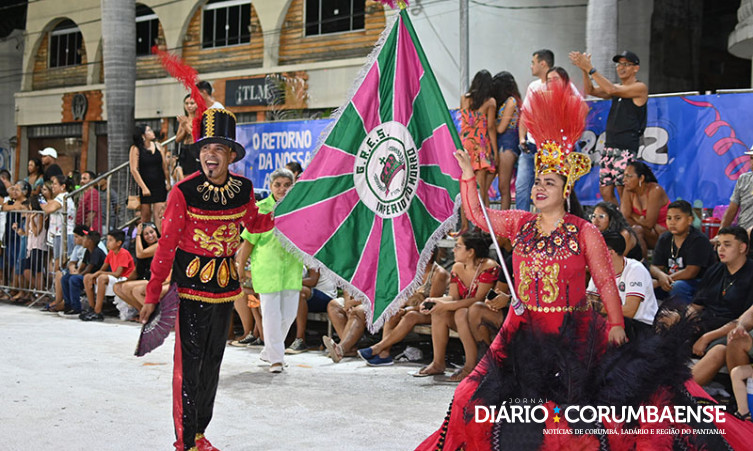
<box><xmin>0</xmin><ymin>209</ymin><xmax>55</xmax><ymax>306</ymax></box>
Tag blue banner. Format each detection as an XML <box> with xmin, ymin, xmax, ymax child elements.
<box><xmin>578</xmin><ymin>93</ymin><xmax>753</xmax><ymax>207</ymax></box>
<box><xmin>230</xmin><ymin>93</ymin><xmax>753</xmax><ymax>209</ymax></box>
<box><xmin>230</xmin><ymin>119</ymin><xmax>332</xmax><ymax>191</ymax></box>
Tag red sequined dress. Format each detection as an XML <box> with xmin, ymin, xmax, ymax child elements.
<box><xmin>416</xmin><ymin>178</ymin><xmax>753</xmax><ymax>451</ymax></box>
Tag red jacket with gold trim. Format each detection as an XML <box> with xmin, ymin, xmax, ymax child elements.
<box><xmin>144</xmin><ymin>171</ymin><xmax>273</xmax><ymax>304</ymax></box>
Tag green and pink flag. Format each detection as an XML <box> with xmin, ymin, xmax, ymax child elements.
<box><xmin>274</xmin><ymin>8</ymin><xmax>462</xmax><ymax>329</ymax></box>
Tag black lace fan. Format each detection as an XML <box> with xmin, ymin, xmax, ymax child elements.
<box><xmin>135</xmin><ymin>283</ymin><xmax>179</xmax><ymax>357</ymax></box>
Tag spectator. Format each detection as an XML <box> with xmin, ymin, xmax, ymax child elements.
<box><xmin>721</xmin><ymin>148</ymin><xmax>753</xmax><ymax>232</ymax></box>
<box><xmin>75</xmin><ymin>171</ymin><xmax>101</xmax><ymax>233</ymax></box>
<box><xmin>689</xmin><ymin>226</ymin><xmax>753</xmax><ymax>385</ymax></box>
<box><xmin>237</xmin><ymin>168</ymin><xmax>302</xmax><ymax>373</ymax></box>
<box><xmin>2</xmin><ymin>182</ymin><xmax>29</xmax><ymax>302</ymax></box>
<box><xmin>60</xmin><ymin>230</ymin><xmax>106</xmax><ymax>316</ymax></box>
<box><xmin>570</xmin><ymin>50</ymin><xmax>648</xmax><ymax>206</ymax></box>
<box><xmin>324</xmin><ymin>292</ymin><xmax>367</xmax><ymax>362</ymax></box>
<box><xmin>729</xmin><ymin>305</ymin><xmax>753</xmax><ymax>422</ymax></box>
<box><xmin>587</xmin><ymin>232</ymin><xmax>658</xmax><ymax>339</ymax></box>
<box><xmin>98</xmin><ymin>177</ymin><xmax>119</xmax><ymax>232</ymax></box>
<box><xmin>621</xmin><ymin>161</ymin><xmax>670</xmax><ymax>255</ymax></box>
<box><xmin>0</xmin><ymin>169</ymin><xmax>11</xmax><ymax>192</ymax></box>
<box><xmin>650</xmin><ymin>200</ymin><xmax>715</xmax><ymax>304</ymax></box>
<box><xmin>287</xmin><ymin>268</ymin><xmax>337</xmax><ymax>354</ymax></box>
<box><xmin>545</xmin><ymin>66</ymin><xmax>572</xmax><ymax>87</ymax></box>
<box><xmin>81</xmin><ymin>229</ymin><xmax>135</xmax><ymax>321</ymax></box>
<box><xmin>41</xmin><ymin>175</ymin><xmax>76</xmax><ymax>271</ymax></box>
<box><xmin>39</xmin><ymin>147</ymin><xmax>63</xmax><ymax>182</ymax></box>
<box><xmin>351</xmin><ymin>250</ymin><xmax>450</xmax><ymax>365</ymax></box>
<box><xmin>196</xmin><ymin>80</ymin><xmax>224</xmax><ymax>109</ymax></box>
<box><xmin>459</xmin><ymin>70</ymin><xmax>497</xmax><ymax>213</ymax></box>
<box><xmin>467</xmin><ymin>254</ymin><xmax>513</xmax><ymax>346</ymax></box>
<box><xmin>111</xmin><ymin>222</ymin><xmax>161</xmax><ymax>312</ymax></box>
<box><xmin>491</xmin><ymin>71</ymin><xmax>521</xmax><ymax>210</ymax></box>
<box><xmin>25</xmin><ymin>158</ymin><xmax>44</xmax><ymax>196</ymax></box>
<box><xmin>174</xmin><ymin>94</ymin><xmax>200</xmax><ymax>181</ymax></box>
<box><xmin>590</xmin><ymin>201</ymin><xmax>643</xmax><ymax>261</ymax></box>
<box><xmin>53</xmin><ymin>224</ymin><xmax>88</xmax><ymax>313</ymax></box>
<box><xmin>20</xmin><ymin>196</ymin><xmax>48</xmax><ymax>309</ymax></box>
<box><xmin>285</xmin><ymin>161</ymin><xmax>303</xmax><ymax>181</ymax></box>
<box><xmin>129</xmin><ymin>124</ymin><xmax>170</xmax><ymax>232</ymax></box>
<box><xmin>230</xmin><ymin>269</ymin><xmax>264</xmax><ymax>347</ymax></box>
<box><xmin>411</xmin><ymin>231</ymin><xmax>499</xmax><ymax>381</ymax></box>
<box><xmin>518</xmin><ymin>49</ymin><xmax>552</xmax><ymax>212</ymax></box>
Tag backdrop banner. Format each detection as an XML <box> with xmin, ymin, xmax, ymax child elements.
<box><xmin>232</xmin><ymin>92</ymin><xmax>753</xmax><ymax>207</ymax></box>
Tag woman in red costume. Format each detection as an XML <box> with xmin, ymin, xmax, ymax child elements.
<box><xmin>417</xmin><ymin>82</ymin><xmax>753</xmax><ymax>450</ymax></box>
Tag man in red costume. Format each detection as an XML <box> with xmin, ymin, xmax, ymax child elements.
<box><xmin>140</xmin><ymin>108</ymin><xmax>272</xmax><ymax>451</ymax></box>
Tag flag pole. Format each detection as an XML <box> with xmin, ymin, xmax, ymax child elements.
<box><xmin>476</xmin><ymin>191</ymin><xmax>525</xmax><ymax>316</ymax></box>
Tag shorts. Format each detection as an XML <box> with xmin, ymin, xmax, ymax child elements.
<box><xmin>706</xmin><ymin>329</ymin><xmax>753</xmax><ymax>359</ymax></box>
<box><xmin>306</xmin><ymin>288</ymin><xmax>333</xmax><ymax>313</ymax></box>
<box><xmin>599</xmin><ymin>147</ymin><xmax>636</xmax><ymax>186</ymax></box>
<box><xmin>100</xmin><ymin>274</ymin><xmax>128</xmax><ymax>297</ymax></box>
<box><xmin>21</xmin><ymin>249</ymin><xmax>48</xmax><ymax>275</ymax></box>
<box><xmin>497</xmin><ymin>129</ymin><xmax>520</xmax><ymax>156</ymax></box>
<box><xmin>52</xmin><ymin>235</ymin><xmax>62</xmax><ymax>261</ymax></box>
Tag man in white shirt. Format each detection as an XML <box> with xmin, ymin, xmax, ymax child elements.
<box><xmin>587</xmin><ymin>231</ymin><xmax>658</xmax><ymax>338</ymax></box>
<box><xmin>517</xmin><ymin>49</ymin><xmax>581</xmax><ymax>212</ymax></box>
<box><xmin>196</xmin><ymin>80</ymin><xmax>224</xmax><ymax>109</ymax></box>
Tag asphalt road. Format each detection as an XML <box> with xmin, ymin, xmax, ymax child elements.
<box><xmin>0</xmin><ymin>302</ymin><xmax>456</xmax><ymax>451</ymax></box>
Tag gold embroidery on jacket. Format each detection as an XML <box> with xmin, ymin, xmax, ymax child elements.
<box><xmin>193</xmin><ymin>223</ymin><xmax>240</xmax><ymax>257</ymax></box>
<box><xmin>200</xmin><ymin>259</ymin><xmax>216</xmax><ymax>284</ymax></box>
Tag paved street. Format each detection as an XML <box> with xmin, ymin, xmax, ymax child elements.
<box><xmin>0</xmin><ymin>303</ymin><xmax>455</xmax><ymax>451</ymax></box>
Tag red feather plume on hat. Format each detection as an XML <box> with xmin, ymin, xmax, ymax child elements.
<box><xmin>154</xmin><ymin>49</ymin><xmax>207</xmax><ymax>142</ymax></box>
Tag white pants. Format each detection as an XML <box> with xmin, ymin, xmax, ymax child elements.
<box><xmin>259</xmin><ymin>290</ymin><xmax>299</xmax><ymax>364</ymax></box>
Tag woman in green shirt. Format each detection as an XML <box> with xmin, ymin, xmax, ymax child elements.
<box><xmin>237</xmin><ymin>168</ymin><xmax>302</xmax><ymax>373</ymax></box>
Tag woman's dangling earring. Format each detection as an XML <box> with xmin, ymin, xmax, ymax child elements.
<box><xmin>639</xmin><ymin>180</ymin><xmax>642</xmax><ymax>188</ymax></box>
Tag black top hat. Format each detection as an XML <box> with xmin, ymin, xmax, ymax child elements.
<box><xmin>190</xmin><ymin>108</ymin><xmax>245</xmax><ymax>162</ymax></box>
<box><xmin>612</xmin><ymin>50</ymin><xmax>640</xmax><ymax>65</ymax></box>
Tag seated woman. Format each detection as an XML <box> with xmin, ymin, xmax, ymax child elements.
<box><xmin>352</xmin><ymin>249</ymin><xmax>450</xmax><ymax>366</ymax></box>
<box><xmin>621</xmin><ymin>161</ymin><xmax>670</xmax><ymax>256</ymax></box>
<box><xmin>112</xmin><ymin>222</ymin><xmax>162</xmax><ymax>312</ymax></box>
<box><xmin>591</xmin><ymin>201</ymin><xmax>643</xmax><ymax>261</ymax></box>
<box><xmin>467</xmin><ymin>254</ymin><xmax>513</xmax><ymax>346</ymax></box>
<box><xmin>414</xmin><ymin>231</ymin><xmax>499</xmax><ymax>381</ymax></box>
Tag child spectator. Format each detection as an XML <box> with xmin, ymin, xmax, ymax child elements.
<box><xmin>111</xmin><ymin>222</ymin><xmax>161</xmax><ymax>312</ymax></box>
<box><xmin>2</xmin><ymin>182</ymin><xmax>29</xmax><ymax>302</ymax></box>
<box><xmin>25</xmin><ymin>158</ymin><xmax>44</xmax><ymax>197</ymax></box>
<box><xmin>42</xmin><ymin>175</ymin><xmax>76</xmax><ymax>270</ymax></box>
<box><xmin>52</xmin><ymin>224</ymin><xmax>88</xmax><ymax>310</ymax></box>
<box><xmin>20</xmin><ymin>196</ymin><xmax>49</xmax><ymax>309</ymax></box>
<box><xmin>587</xmin><ymin>232</ymin><xmax>658</xmax><ymax>339</ymax></box>
<box><xmin>590</xmin><ymin>201</ymin><xmax>643</xmax><ymax>261</ymax></box>
<box><xmin>649</xmin><ymin>200</ymin><xmax>715</xmax><ymax>304</ymax></box>
<box><xmin>81</xmin><ymin>229</ymin><xmax>135</xmax><ymax>321</ymax></box>
<box><xmin>287</xmin><ymin>268</ymin><xmax>337</xmax><ymax>354</ymax></box>
<box><xmin>60</xmin><ymin>230</ymin><xmax>106</xmax><ymax>316</ymax></box>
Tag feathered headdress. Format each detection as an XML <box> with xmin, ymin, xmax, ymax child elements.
<box><xmin>154</xmin><ymin>49</ymin><xmax>207</xmax><ymax>142</ymax></box>
<box><xmin>520</xmin><ymin>80</ymin><xmax>590</xmax><ymax>199</ymax></box>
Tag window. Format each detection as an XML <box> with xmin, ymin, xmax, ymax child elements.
<box><xmin>49</xmin><ymin>20</ymin><xmax>82</xmax><ymax>68</ymax></box>
<box><xmin>202</xmin><ymin>0</ymin><xmax>251</xmax><ymax>49</ymax></box>
<box><xmin>305</xmin><ymin>0</ymin><xmax>365</xmax><ymax>36</ymax></box>
<box><xmin>136</xmin><ymin>4</ymin><xmax>160</xmax><ymax>56</ymax></box>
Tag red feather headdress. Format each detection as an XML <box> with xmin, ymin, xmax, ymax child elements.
<box><xmin>155</xmin><ymin>49</ymin><xmax>207</xmax><ymax>142</ymax></box>
<box><xmin>520</xmin><ymin>80</ymin><xmax>590</xmax><ymax>198</ymax></box>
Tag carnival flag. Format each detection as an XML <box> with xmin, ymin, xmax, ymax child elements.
<box><xmin>274</xmin><ymin>9</ymin><xmax>462</xmax><ymax>330</ymax></box>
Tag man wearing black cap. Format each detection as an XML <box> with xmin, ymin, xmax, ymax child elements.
<box><xmin>570</xmin><ymin>50</ymin><xmax>648</xmax><ymax>205</ymax></box>
<box><xmin>140</xmin><ymin>108</ymin><xmax>273</xmax><ymax>451</ymax></box>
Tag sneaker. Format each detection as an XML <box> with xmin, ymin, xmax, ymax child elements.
<box><xmin>59</xmin><ymin>309</ymin><xmax>82</xmax><ymax>318</ymax></box>
<box><xmin>269</xmin><ymin>363</ymin><xmax>284</xmax><ymax>373</ymax></box>
<box><xmin>357</xmin><ymin>347</ymin><xmax>374</xmax><ymax>361</ymax></box>
<box><xmin>246</xmin><ymin>337</ymin><xmax>264</xmax><ymax>348</ymax></box>
<box><xmin>195</xmin><ymin>433</ymin><xmax>220</xmax><ymax>451</ymax></box>
<box><xmin>285</xmin><ymin>338</ymin><xmax>307</xmax><ymax>354</ymax></box>
<box><xmin>366</xmin><ymin>355</ymin><xmax>394</xmax><ymax>367</ymax></box>
<box><xmin>81</xmin><ymin>312</ymin><xmax>104</xmax><ymax>322</ymax></box>
<box><xmin>229</xmin><ymin>333</ymin><xmax>256</xmax><ymax>347</ymax></box>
